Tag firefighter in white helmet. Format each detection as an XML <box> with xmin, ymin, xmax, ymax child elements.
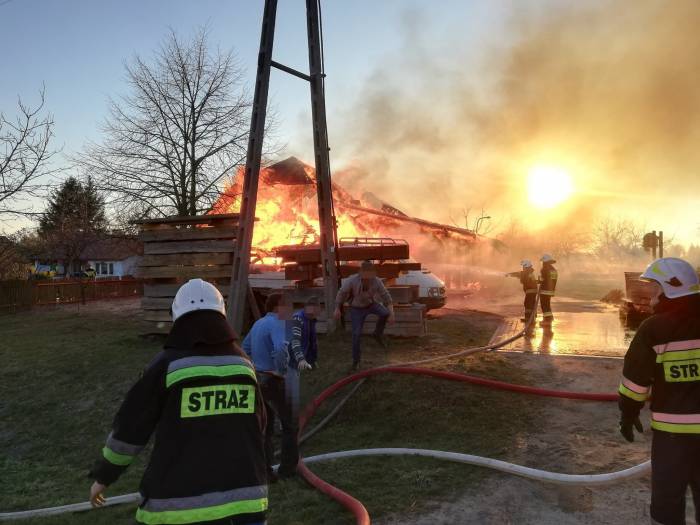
<box><xmin>506</xmin><ymin>260</ymin><xmax>539</xmax><ymax>322</ymax></box>
<box><xmin>88</xmin><ymin>279</ymin><xmax>268</xmax><ymax>524</ymax></box>
<box><xmin>618</xmin><ymin>258</ymin><xmax>700</xmax><ymax>524</ymax></box>
<box><xmin>539</xmin><ymin>254</ymin><xmax>558</xmax><ymax>324</ymax></box>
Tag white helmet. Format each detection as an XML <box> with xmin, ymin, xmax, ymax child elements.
<box><xmin>172</xmin><ymin>279</ymin><xmax>226</xmax><ymax>321</ymax></box>
<box><xmin>541</xmin><ymin>254</ymin><xmax>555</xmax><ymax>263</ymax></box>
<box><xmin>640</xmin><ymin>257</ymin><xmax>700</xmax><ymax>299</ymax></box>
<box><xmin>520</xmin><ymin>259</ymin><xmax>533</xmax><ymax>268</ymax></box>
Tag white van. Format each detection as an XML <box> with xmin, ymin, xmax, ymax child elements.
<box><xmin>395</xmin><ymin>268</ymin><xmax>447</xmax><ymax>310</ymax></box>
<box><xmin>337</xmin><ymin>264</ymin><xmax>447</xmax><ymax>311</ymax></box>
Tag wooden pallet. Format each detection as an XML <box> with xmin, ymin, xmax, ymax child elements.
<box><xmin>275</xmin><ymin>240</ymin><xmax>410</xmax><ymax>264</ymax></box>
<box><xmin>316</xmin><ymin>303</ymin><xmax>427</xmax><ymax>337</ymax></box>
<box><xmin>282</xmin><ymin>285</ymin><xmax>419</xmax><ymax>305</ymax></box>
<box><xmin>135</xmin><ymin>214</ymin><xmax>239</xmax><ymax>333</ymax></box>
<box><xmin>283</xmin><ymin>261</ymin><xmax>421</xmax><ymax>281</ymax></box>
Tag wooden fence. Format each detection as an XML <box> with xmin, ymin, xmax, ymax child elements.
<box><xmin>0</xmin><ymin>279</ymin><xmax>143</xmax><ymax>314</ymax></box>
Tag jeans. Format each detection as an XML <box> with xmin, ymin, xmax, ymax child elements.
<box><xmin>285</xmin><ymin>367</ymin><xmax>301</xmax><ymax>421</ymax></box>
<box><xmin>258</xmin><ymin>373</ymin><xmax>299</xmax><ymax>477</ymax></box>
<box><xmin>350</xmin><ymin>303</ymin><xmax>390</xmax><ymax>363</ymax></box>
<box><xmin>650</xmin><ymin>431</ymin><xmax>700</xmax><ymax>524</ymax></box>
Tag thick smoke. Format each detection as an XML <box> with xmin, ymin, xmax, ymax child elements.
<box><xmin>332</xmin><ymin>0</ymin><xmax>700</xmax><ymax>251</ymax></box>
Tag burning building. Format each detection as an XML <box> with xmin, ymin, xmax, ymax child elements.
<box><xmin>210</xmin><ymin>156</ymin><xmax>484</xmax><ymax>270</ymax></box>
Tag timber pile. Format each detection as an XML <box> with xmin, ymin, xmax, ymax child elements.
<box><xmin>134</xmin><ymin>214</ymin><xmax>239</xmax><ymax>333</ymax></box>
<box><xmin>275</xmin><ymin>238</ymin><xmax>417</xmax><ymax>281</ymax></box>
<box><xmin>315</xmin><ymin>303</ymin><xmax>427</xmax><ymax>337</ymax></box>
<box><xmin>276</xmin><ymin>238</ymin><xmax>428</xmax><ymax>337</ymax></box>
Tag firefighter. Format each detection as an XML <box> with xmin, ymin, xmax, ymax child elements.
<box><xmin>506</xmin><ymin>260</ymin><xmax>539</xmax><ymax>322</ymax></box>
<box><xmin>539</xmin><ymin>254</ymin><xmax>558</xmax><ymax>324</ymax></box>
<box><xmin>618</xmin><ymin>257</ymin><xmax>700</xmax><ymax>525</ymax></box>
<box><xmin>88</xmin><ymin>279</ymin><xmax>268</xmax><ymax>525</ymax></box>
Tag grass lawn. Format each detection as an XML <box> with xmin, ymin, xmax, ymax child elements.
<box><xmin>1</xmin><ymin>301</ymin><xmax>542</xmax><ymax>524</ymax></box>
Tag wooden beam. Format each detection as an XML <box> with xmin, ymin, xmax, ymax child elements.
<box><xmin>144</xmin><ymin>240</ymin><xmax>235</xmax><ymax>255</ymax></box>
<box><xmin>137</xmin><ymin>265</ymin><xmax>234</xmax><ymax>279</ymax></box>
<box><xmin>140</xmin><ymin>227</ymin><xmax>237</xmax><ymax>243</ymax></box>
<box><xmin>132</xmin><ymin>213</ymin><xmax>240</xmax><ymax>226</ymax></box>
<box><xmin>140</xmin><ymin>253</ymin><xmax>232</xmax><ymax>267</ymax></box>
<box><xmin>144</xmin><ymin>283</ymin><xmax>230</xmax><ymax>298</ymax></box>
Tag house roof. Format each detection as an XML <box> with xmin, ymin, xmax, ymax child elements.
<box><xmin>80</xmin><ymin>237</ymin><xmax>143</xmax><ymax>261</ymax></box>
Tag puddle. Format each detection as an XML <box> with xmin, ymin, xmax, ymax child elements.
<box><xmin>490</xmin><ymin>305</ymin><xmax>636</xmax><ymax>357</ymax></box>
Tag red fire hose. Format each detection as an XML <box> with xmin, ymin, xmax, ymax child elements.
<box><xmin>296</xmin><ymin>367</ymin><xmax>618</xmax><ymax>524</ymax></box>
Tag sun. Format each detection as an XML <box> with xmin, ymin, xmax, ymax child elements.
<box><xmin>527</xmin><ymin>165</ymin><xmax>574</xmax><ymax>209</ymax></box>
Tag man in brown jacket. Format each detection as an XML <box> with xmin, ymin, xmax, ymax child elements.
<box><xmin>334</xmin><ymin>260</ymin><xmax>395</xmax><ymax>369</ymax></box>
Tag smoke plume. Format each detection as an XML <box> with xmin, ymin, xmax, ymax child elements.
<box><xmin>332</xmin><ymin>0</ymin><xmax>700</xmax><ymax>248</ymax></box>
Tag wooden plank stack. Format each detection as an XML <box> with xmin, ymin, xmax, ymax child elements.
<box><xmin>315</xmin><ymin>303</ymin><xmax>427</xmax><ymax>337</ymax></box>
<box><xmin>276</xmin><ymin>238</ymin><xmax>428</xmax><ymax>337</ymax></box>
<box><xmin>134</xmin><ymin>214</ymin><xmax>239</xmax><ymax>333</ymax></box>
<box><xmin>275</xmin><ymin>238</ymin><xmax>419</xmax><ymax>282</ymax></box>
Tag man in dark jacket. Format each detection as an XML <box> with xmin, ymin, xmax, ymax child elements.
<box><xmin>506</xmin><ymin>259</ymin><xmax>539</xmax><ymax>322</ymax></box>
<box><xmin>89</xmin><ymin>279</ymin><xmax>268</xmax><ymax>525</ymax></box>
<box><xmin>618</xmin><ymin>258</ymin><xmax>700</xmax><ymax>524</ymax></box>
<box><xmin>539</xmin><ymin>254</ymin><xmax>558</xmax><ymax>324</ymax></box>
<box><xmin>287</xmin><ymin>297</ymin><xmax>319</xmax><ymax>420</ymax></box>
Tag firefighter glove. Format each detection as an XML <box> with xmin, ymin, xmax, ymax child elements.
<box><xmin>619</xmin><ymin>415</ymin><xmax>643</xmax><ymax>442</ymax></box>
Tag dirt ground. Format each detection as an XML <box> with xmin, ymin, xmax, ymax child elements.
<box><xmin>377</xmin><ymin>351</ymin><xmax>663</xmax><ymax>524</ymax></box>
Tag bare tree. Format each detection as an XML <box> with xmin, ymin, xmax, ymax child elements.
<box><xmin>591</xmin><ymin>216</ymin><xmax>645</xmax><ymax>261</ymax></box>
<box><xmin>0</xmin><ymin>89</ymin><xmax>57</xmax><ymax>218</ymax></box>
<box><xmin>79</xmin><ymin>28</ymin><xmax>254</xmax><ymax>219</ymax></box>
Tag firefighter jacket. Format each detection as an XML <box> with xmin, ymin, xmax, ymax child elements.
<box><xmin>90</xmin><ymin>310</ymin><xmax>268</xmax><ymax>524</ymax></box>
<box><xmin>508</xmin><ymin>269</ymin><xmax>538</xmax><ymax>295</ymax></box>
<box><xmin>540</xmin><ymin>263</ymin><xmax>558</xmax><ymax>296</ymax></box>
<box><xmin>619</xmin><ymin>295</ymin><xmax>700</xmax><ymax>434</ymax></box>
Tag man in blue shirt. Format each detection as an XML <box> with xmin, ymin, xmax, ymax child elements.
<box><xmin>242</xmin><ymin>292</ymin><xmax>298</xmax><ymax>481</ymax></box>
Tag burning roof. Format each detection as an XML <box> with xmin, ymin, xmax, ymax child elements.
<box><xmin>210</xmin><ymin>157</ymin><xmax>480</xmax><ymax>261</ymax></box>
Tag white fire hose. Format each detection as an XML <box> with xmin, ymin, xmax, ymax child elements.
<box><xmin>0</xmin><ymin>450</ymin><xmax>650</xmax><ymax>520</ymax></box>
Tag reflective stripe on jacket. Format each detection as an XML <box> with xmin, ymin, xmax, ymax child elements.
<box><xmin>540</xmin><ymin>264</ymin><xmax>558</xmax><ymax>296</ymax></box>
<box><xmin>90</xmin><ymin>324</ymin><xmax>268</xmax><ymax>524</ymax></box>
<box><xmin>619</xmin><ymin>295</ymin><xmax>700</xmax><ymax>434</ymax></box>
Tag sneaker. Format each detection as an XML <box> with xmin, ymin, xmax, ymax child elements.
<box><xmin>373</xmin><ymin>334</ymin><xmax>388</xmax><ymax>348</ymax></box>
<box><xmin>352</xmin><ymin>360</ymin><xmax>361</xmax><ymax>371</ymax></box>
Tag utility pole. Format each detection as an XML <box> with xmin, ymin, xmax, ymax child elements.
<box><xmin>228</xmin><ymin>0</ymin><xmax>278</xmax><ymax>335</ymax></box>
<box><xmin>306</xmin><ymin>0</ymin><xmax>340</xmax><ymax>331</ymax></box>
<box><xmin>228</xmin><ymin>0</ymin><xmax>340</xmax><ymax>334</ymax></box>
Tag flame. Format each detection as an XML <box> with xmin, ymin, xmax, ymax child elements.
<box><xmin>210</xmin><ymin>159</ymin><xmax>481</xmax><ymax>269</ymax></box>
<box><xmin>211</xmin><ymin>165</ymin><xmax>386</xmax><ymax>256</ymax></box>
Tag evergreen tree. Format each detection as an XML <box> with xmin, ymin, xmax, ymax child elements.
<box><xmin>39</xmin><ymin>177</ymin><xmax>108</xmax><ymax>273</ymax></box>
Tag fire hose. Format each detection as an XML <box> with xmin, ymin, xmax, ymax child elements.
<box><xmin>0</xmin><ymin>292</ymin><xmax>651</xmax><ymax>522</ymax></box>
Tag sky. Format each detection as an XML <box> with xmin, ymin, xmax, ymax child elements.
<box><xmin>2</xmin><ymin>0</ymin><xmax>699</xmax><ymax>246</ymax></box>
<box><xmin>0</xmin><ymin>0</ymin><xmax>501</xmax><ymax>161</ymax></box>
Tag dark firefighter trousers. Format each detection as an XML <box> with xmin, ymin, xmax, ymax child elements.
<box><xmin>258</xmin><ymin>373</ymin><xmax>299</xmax><ymax>478</ymax></box>
<box><xmin>650</xmin><ymin>431</ymin><xmax>700</xmax><ymax>524</ymax></box>
<box><xmin>524</xmin><ymin>292</ymin><xmax>537</xmax><ymax>319</ymax></box>
<box><xmin>540</xmin><ymin>294</ymin><xmax>553</xmax><ymax>320</ymax></box>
